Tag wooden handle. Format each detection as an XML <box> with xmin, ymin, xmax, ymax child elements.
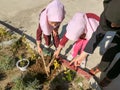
<box><xmin>39</xmin><ymin>53</ymin><xmax>49</xmax><ymax>77</ymax></box>
<box><xmin>47</xmin><ymin>57</ymin><xmax>55</xmax><ymax>68</ymax></box>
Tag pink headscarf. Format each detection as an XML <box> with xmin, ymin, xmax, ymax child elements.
<box><xmin>39</xmin><ymin>0</ymin><xmax>65</xmax><ymax>35</ymax></box>
<box><xmin>66</xmin><ymin>13</ymin><xmax>86</xmax><ymax>41</ymax></box>
<box><xmin>65</xmin><ymin>12</ymin><xmax>99</xmax><ymax>41</ymax></box>
<box><xmin>84</xmin><ymin>13</ymin><xmax>99</xmax><ymax>40</ymax></box>
<box><xmin>47</xmin><ymin>0</ymin><xmax>65</xmax><ymax>22</ymax></box>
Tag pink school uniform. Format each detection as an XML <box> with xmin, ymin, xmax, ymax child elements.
<box><xmin>36</xmin><ymin>0</ymin><xmax>65</xmax><ymax>48</ymax></box>
<box><xmin>59</xmin><ymin>12</ymin><xmax>99</xmax><ymax>61</ymax></box>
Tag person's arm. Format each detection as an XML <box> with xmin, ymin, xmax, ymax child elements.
<box><xmin>54</xmin><ymin>35</ymin><xmax>68</xmax><ymax>58</ymax></box>
<box><xmin>52</xmin><ymin>25</ymin><xmax>60</xmax><ymax>36</ymax></box>
<box><xmin>70</xmin><ymin>25</ymin><xmax>107</xmax><ymax>67</ymax></box>
<box><xmin>36</xmin><ymin>24</ymin><xmax>43</xmax><ymax>54</ymax></box>
<box><xmin>70</xmin><ymin>51</ymin><xmax>88</xmax><ymax>67</ymax></box>
<box><xmin>84</xmin><ymin>25</ymin><xmax>106</xmax><ymax>54</ymax></box>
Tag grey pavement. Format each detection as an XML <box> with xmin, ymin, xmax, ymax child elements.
<box><xmin>0</xmin><ymin>0</ymin><xmax>119</xmax><ymax>90</ymax></box>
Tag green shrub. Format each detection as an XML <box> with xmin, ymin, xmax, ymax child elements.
<box><xmin>12</xmin><ymin>77</ymin><xmax>26</xmax><ymax>90</ymax></box>
<box><xmin>0</xmin><ymin>27</ymin><xmax>16</xmax><ymax>42</ymax></box>
<box><xmin>26</xmin><ymin>79</ymin><xmax>42</xmax><ymax>90</ymax></box>
<box><xmin>0</xmin><ymin>55</ymin><xmax>16</xmax><ymax>71</ymax></box>
<box><xmin>12</xmin><ymin>73</ymin><xmax>42</xmax><ymax>90</ymax></box>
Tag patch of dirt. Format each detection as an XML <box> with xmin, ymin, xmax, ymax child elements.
<box><xmin>0</xmin><ymin>27</ymin><xmax>92</xmax><ymax>90</ymax></box>
<box><xmin>28</xmin><ymin>56</ymin><xmax>52</xmax><ymax>74</ymax></box>
<box><xmin>0</xmin><ymin>68</ymin><xmax>21</xmax><ymax>89</ymax></box>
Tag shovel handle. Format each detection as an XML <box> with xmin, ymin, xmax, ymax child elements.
<box><xmin>39</xmin><ymin>53</ymin><xmax>49</xmax><ymax>77</ymax></box>
<box><xmin>47</xmin><ymin>57</ymin><xmax>55</xmax><ymax>68</ymax></box>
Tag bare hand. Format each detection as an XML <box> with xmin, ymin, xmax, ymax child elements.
<box><xmin>70</xmin><ymin>56</ymin><xmax>82</xmax><ymax>67</ymax></box>
<box><xmin>70</xmin><ymin>51</ymin><xmax>88</xmax><ymax>67</ymax></box>
<box><xmin>54</xmin><ymin>46</ymin><xmax>62</xmax><ymax>58</ymax></box>
<box><xmin>37</xmin><ymin>47</ymin><xmax>43</xmax><ymax>55</ymax></box>
<box><xmin>54</xmin><ymin>50</ymin><xmax>60</xmax><ymax>58</ymax></box>
<box><xmin>52</xmin><ymin>30</ymin><xmax>58</xmax><ymax>36</ymax></box>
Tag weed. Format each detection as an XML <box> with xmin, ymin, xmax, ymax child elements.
<box><xmin>0</xmin><ymin>69</ymin><xmax>7</xmax><ymax>81</ymax></box>
<box><xmin>26</xmin><ymin>79</ymin><xmax>42</xmax><ymax>90</ymax></box>
<box><xmin>53</xmin><ymin>59</ymin><xmax>60</xmax><ymax>69</ymax></box>
<box><xmin>63</xmin><ymin>68</ymin><xmax>76</xmax><ymax>82</ymax></box>
<box><xmin>0</xmin><ymin>55</ymin><xmax>16</xmax><ymax>71</ymax></box>
<box><xmin>74</xmin><ymin>76</ymin><xmax>84</xmax><ymax>83</ymax></box>
<box><xmin>12</xmin><ymin>72</ymin><xmax>42</xmax><ymax>90</ymax></box>
<box><xmin>12</xmin><ymin>77</ymin><xmax>26</xmax><ymax>90</ymax></box>
<box><xmin>0</xmin><ymin>27</ymin><xmax>16</xmax><ymax>42</ymax></box>
<box><xmin>20</xmin><ymin>60</ymin><xmax>28</xmax><ymax>67</ymax></box>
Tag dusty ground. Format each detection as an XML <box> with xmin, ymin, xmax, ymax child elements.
<box><xmin>0</xmin><ymin>28</ymin><xmax>91</xmax><ymax>90</ymax></box>
<box><xmin>0</xmin><ymin>40</ymin><xmax>91</xmax><ymax>90</ymax></box>
<box><xmin>0</xmin><ymin>0</ymin><xmax>120</xmax><ymax>90</ymax></box>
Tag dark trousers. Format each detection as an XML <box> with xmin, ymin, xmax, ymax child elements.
<box><xmin>43</xmin><ymin>33</ymin><xmax>60</xmax><ymax>48</ymax></box>
<box><xmin>98</xmin><ymin>32</ymin><xmax>120</xmax><ymax>79</ymax></box>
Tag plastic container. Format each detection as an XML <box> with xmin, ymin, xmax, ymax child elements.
<box><xmin>16</xmin><ymin>59</ymin><xmax>30</xmax><ymax>71</ymax></box>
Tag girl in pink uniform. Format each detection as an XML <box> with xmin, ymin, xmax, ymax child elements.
<box><xmin>54</xmin><ymin>12</ymin><xmax>99</xmax><ymax>68</ymax></box>
<box><xmin>36</xmin><ymin>0</ymin><xmax>65</xmax><ymax>54</ymax></box>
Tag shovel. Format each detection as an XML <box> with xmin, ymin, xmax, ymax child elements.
<box><xmin>46</xmin><ymin>56</ymin><xmax>55</xmax><ymax>73</ymax></box>
<box><xmin>39</xmin><ymin>52</ymin><xmax>49</xmax><ymax>77</ymax></box>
